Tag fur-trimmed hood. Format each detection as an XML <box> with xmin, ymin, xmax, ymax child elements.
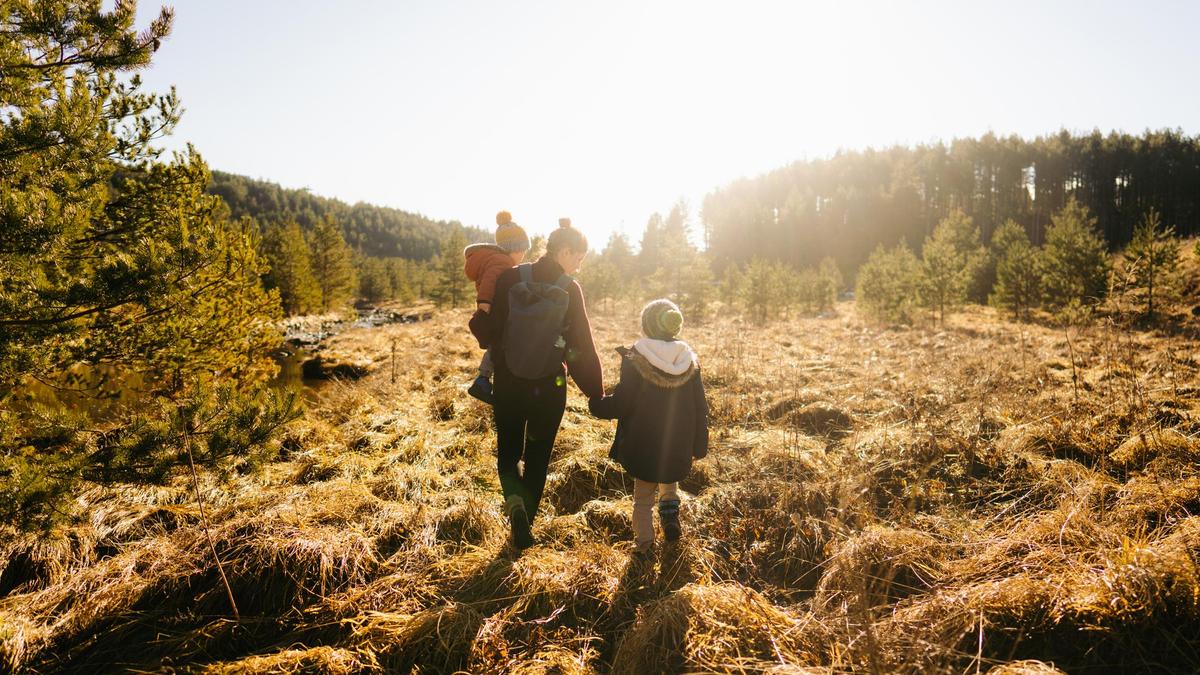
<box><xmin>463</xmin><ymin>243</ymin><xmax>510</xmax><ymax>283</ymax></box>
<box><xmin>621</xmin><ymin>338</ymin><xmax>698</xmax><ymax>388</ymax></box>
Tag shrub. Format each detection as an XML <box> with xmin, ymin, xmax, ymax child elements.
<box><xmin>1119</xmin><ymin>208</ymin><xmax>1181</xmax><ymax>320</ymax></box>
<box><xmin>1041</xmin><ymin>198</ymin><xmax>1110</xmax><ymax>308</ymax></box>
<box><xmin>990</xmin><ymin>220</ymin><xmax>1043</xmax><ymax>320</ymax></box>
<box><xmin>921</xmin><ymin>209</ymin><xmax>986</xmax><ymax>323</ymax></box>
<box><xmin>856</xmin><ymin>242</ymin><xmax>923</xmax><ymax>324</ymax></box>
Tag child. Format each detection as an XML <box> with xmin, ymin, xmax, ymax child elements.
<box><xmin>588</xmin><ymin>299</ymin><xmax>709</xmax><ymax>554</ymax></box>
<box><xmin>464</xmin><ymin>211</ymin><xmax>529</xmax><ymax>404</ymax></box>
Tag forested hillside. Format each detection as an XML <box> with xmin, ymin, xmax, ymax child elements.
<box><xmin>209</xmin><ymin>171</ymin><xmax>488</xmax><ymax>260</ymax></box>
<box><xmin>702</xmin><ymin>129</ymin><xmax>1200</xmax><ymax>271</ymax></box>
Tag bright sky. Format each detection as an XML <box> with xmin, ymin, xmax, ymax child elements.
<box><xmin>135</xmin><ymin>1</ymin><xmax>1200</xmax><ymax>249</ymax></box>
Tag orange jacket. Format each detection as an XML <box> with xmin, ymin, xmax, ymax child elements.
<box><xmin>464</xmin><ymin>243</ymin><xmax>515</xmax><ymax>306</ymax></box>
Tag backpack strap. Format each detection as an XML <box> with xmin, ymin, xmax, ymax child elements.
<box><xmin>519</xmin><ymin>263</ymin><xmax>533</xmax><ymax>284</ymax></box>
<box><xmin>554</xmin><ymin>274</ymin><xmax>572</xmax><ymax>291</ymax></box>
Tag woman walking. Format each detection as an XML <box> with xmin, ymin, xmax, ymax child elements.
<box><xmin>476</xmin><ymin>218</ymin><xmax>603</xmax><ymax>549</ymax></box>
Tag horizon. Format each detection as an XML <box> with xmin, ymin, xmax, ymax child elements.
<box><xmin>134</xmin><ymin>1</ymin><xmax>1200</xmax><ymax>246</ymax></box>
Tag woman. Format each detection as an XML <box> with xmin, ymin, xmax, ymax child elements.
<box><xmin>481</xmin><ymin>218</ymin><xmax>603</xmax><ymax>549</ymax></box>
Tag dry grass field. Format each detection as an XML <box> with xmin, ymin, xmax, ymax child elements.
<box><xmin>2</xmin><ymin>297</ymin><xmax>1200</xmax><ymax>673</ymax></box>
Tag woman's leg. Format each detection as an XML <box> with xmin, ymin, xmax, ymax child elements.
<box><xmin>517</xmin><ymin>376</ymin><xmax>567</xmax><ymax>520</ymax></box>
<box><xmin>494</xmin><ymin>371</ymin><xmax>530</xmax><ymax>516</ymax></box>
<box><xmin>631</xmin><ymin>478</ymin><xmax>658</xmax><ymax>550</ymax></box>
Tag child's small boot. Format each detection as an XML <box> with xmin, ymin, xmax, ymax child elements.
<box><xmin>658</xmin><ymin>499</ymin><xmax>682</xmax><ymax>542</ymax></box>
<box><xmin>468</xmin><ymin>376</ymin><xmax>495</xmax><ymax>405</ymax></box>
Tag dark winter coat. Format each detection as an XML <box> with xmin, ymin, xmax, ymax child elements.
<box><xmin>588</xmin><ymin>342</ymin><xmax>709</xmax><ymax>484</ymax></box>
<box><xmin>478</xmin><ymin>256</ymin><xmax>604</xmax><ymax>399</ymax></box>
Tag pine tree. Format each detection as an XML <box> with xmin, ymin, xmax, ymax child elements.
<box><xmin>0</xmin><ymin>2</ymin><xmax>293</xmax><ymax>528</ymax></box>
<box><xmin>796</xmin><ymin>260</ymin><xmax>839</xmax><ymax>315</ymax></box>
<box><xmin>263</xmin><ymin>221</ymin><xmax>320</xmax><ymax>315</ymax></box>
<box><xmin>742</xmin><ymin>259</ymin><xmax>790</xmax><ymax>324</ymax></box>
<box><xmin>856</xmin><ymin>242</ymin><xmax>923</xmax><ymax>324</ymax></box>
<box><xmin>819</xmin><ymin>257</ymin><xmax>844</xmax><ymax>300</ymax></box>
<box><xmin>920</xmin><ymin>209</ymin><xmax>986</xmax><ymax>323</ymax></box>
<box><xmin>676</xmin><ymin>252</ymin><xmax>715</xmax><ymax>322</ymax></box>
<box><xmin>989</xmin><ymin>220</ymin><xmax>1042</xmax><ymax>320</ymax></box>
<box><xmin>639</xmin><ymin>213</ymin><xmax>665</xmax><ymax>277</ymax></box>
<box><xmin>309</xmin><ymin>216</ymin><xmax>357</xmax><ymax>312</ymax></box>
<box><xmin>358</xmin><ymin>255</ymin><xmax>392</xmax><ymax>305</ymax></box>
<box><xmin>601</xmin><ymin>231</ymin><xmax>636</xmax><ymax>278</ymax></box>
<box><xmin>578</xmin><ymin>258</ymin><xmax>622</xmax><ymax>312</ymax></box>
<box><xmin>1122</xmin><ymin>208</ymin><xmax>1181</xmax><ymax>320</ymax></box>
<box><xmin>1042</xmin><ymin>198</ymin><xmax>1110</xmax><ymax>309</ymax></box>
<box><xmin>387</xmin><ymin>258</ymin><xmax>417</xmax><ymax>304</ymax></box>
<box><xmin>430</xmin><ymin>228</ymin><xmax>471</xmax><ymax>307</ymax></box>
<box><xmin>719</xmin><ymin>264</ymin><xmax>746</xmax><ymax>313</ymax></box>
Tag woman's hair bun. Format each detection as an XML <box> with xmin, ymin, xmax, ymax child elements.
<box><xmin>496</xmin><ymin>211</ymin><xmax>513</xmax><ymax>226</ymax></box>
<box><xmin>558</xmin><ymin>217</ymin><xmax>571</xmax><ymax>229</ymax></box>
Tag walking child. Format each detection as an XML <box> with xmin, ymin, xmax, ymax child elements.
<box><xmin>464</xmin><ymin>211</ymin><xmax>530</xmax><ymax>404</ymax></box>
<box><xmin>588</xmin><ymin>299</ymin><xmax>709</xmax><ymax>554</ymax></box>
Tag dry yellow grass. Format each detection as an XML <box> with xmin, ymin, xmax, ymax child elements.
<box><xmin>2</xmin><ymin>295</ymin><xmax>1199</xmax><ymax>673</ymax></box>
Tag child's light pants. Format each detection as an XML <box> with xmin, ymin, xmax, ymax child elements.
<box><xmin>478</xmin><ymin>348</ymin><xmax>493</xmax><ymax>378</ymax></box>
<box><xmin>632</xmin><ymin>479</ymin><xmax>679</xmax><ymax>549</ymax></box>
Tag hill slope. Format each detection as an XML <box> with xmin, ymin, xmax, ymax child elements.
<box><xmin>209</xmin><ymin>171</ymin><xmax>489</xmax><ymax>260</ymax></box>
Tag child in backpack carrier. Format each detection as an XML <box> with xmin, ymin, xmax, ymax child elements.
<box><xmin>464</xmin><ymin>211</ymin><xmax>530</xmax><ymax>404</ymax></box>
<box><xmin>588</xmin><ymin>299</ymin><xmax>709</xmax><ymax>554</ymax></box>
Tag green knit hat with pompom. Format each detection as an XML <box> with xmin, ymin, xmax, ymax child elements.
<box><xmin>641</xmin><ymin>298</ymin><xmax>684</xmax><ymax>340</ymax></box>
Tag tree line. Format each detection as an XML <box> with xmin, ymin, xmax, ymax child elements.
<box><xmin>855</xmin><ymin>199</ymin><xmax>1192</xmax><ymax>325</ymax></box>
<box><xmin>702</xmin><ymin>130</ymin><xmax>1200</xmax><ymax>274</ymax></box>
<box><xmin>210</xmin><ymin>171</ymin><xmax>487</xmax><ymax>260</ymax></box>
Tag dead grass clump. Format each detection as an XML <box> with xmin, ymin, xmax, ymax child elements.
<box><xmin>985</xmin><ymin>660</ymin><xmax>1067</xmax><ymax>675</ymax></box>
<box><xmin>456</xmin><ymin>399</ymin><xmax>494</xmax><ymax>434</ymax></box>
<box><xmin>816</xmin><ymin>526</ymin><xmax>946</xmax><ymax>609</ymax></box>
<box><xmin>543</xmin><ymin>456</ymin><xmax>630</xmax><ymax>515</ymax></box>
<box><xmin>158</xmin><ymin>519</ymin><xmax>382</xmax><ymax>618</ymax></box>
<box><xmin>694</xmin><ymin>480</ymin><xmax>844</xmax><ymax>597</ymax></box>
<box><xmin>508</xmin><ymin>639</ymin><xmax>600</xmax><ymax>675</ymax></box>
<box><xmin>467</xmin><ymin>608</ymin><xmax>602</xmax><ymax>675</ymax></box>
<box><xmin>1109</xmin><ymin>428</ymin><xmax>1196</xmax><ymax>470</ymax></box>
<box><xmin>502</xmin><ymin>544</ymin><xmax>625</xmax><ymax>620</ymax></box>
<box><xmin>578</xmin><ymin>498</ymin><xmax>634</xmax><ymax>541</ymax></box>
<box><xmin>787</xmin><ymin>404</ymin><xmax>853</xmax><ymax>438</ymax></box>
<box><xmin>997</xmin><ymin>423</ymin><xmax>1103</xmax><ymax>469</ymax></box>
<box><xmin>762</xmin><ymin>396</ymin><xmax>853</xmax><ymax>437</ymax></box>
<box><xmin>353</xmin><ymin>604</ymin><xmax>485</xmax><ymax>674</ymax></box>
<box><xmin>428</xmin><ymin>388</ymin><xmax>457</xmax><ymax>421</ymax></box>
<box><xmin>435</xmin><ymin>495</ymin><xmax>506</xmax><ymax>549</ymax></box>
<box><xmin>291</xmin><ymin>455</ymin><xmax>344</xmax><ymax>484</ymax></box>
<box><xmin>610</xmin><ymin>582</ymin><xmax>825</xmax><ymax>674</ymax></box>
<box><xmin>880</xmin><ymin>574</ymin><xmax>1063</xmax><ymax>672</ymax></box>
<box><xmin>0</xmin><ymin>530</ymin><xmax>96</xmax><ymax>597</ymax></box>
<box><xmin>1107</xmin><ymin>475</ymin><xmax>1200</xmax><ymax>530</ymax></box>
<box><xmin>678</xmin><ymin>458</ymin><xmax>717</xmax><ymax>494</ymax></box>
<box><xmin>95</xmin><ymin>504</ymin><xmax>198</xmax><ymax>546</ymax></box>
<box><xmin>369</xmin><ymin>459</ymin><xmax>449</xmax><ymax>503</ymax></box>
<box><xmin>201</xmin><ymin>646</ymin><xmax>371</xmax><ymax>674</ymax></box>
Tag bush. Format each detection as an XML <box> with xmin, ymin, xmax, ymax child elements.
<box><xmin>856</xmin><ymin>242</ymin><xmax>923</xmax><ymax>324</ymax></box>
<box><xmin>796</xmin><ymin>260</ymin><xmax>840</xmax><ymax>315</ymax></box>
<box><xmin>742</xmin><ymin>259</ymin><xmax>792</xmax><ymax>323</ymax></box>
<box><xmin>1041</xmin><ymin>199</ymin><xmax>1110</xmax><ymax>309</ymax></box>
<box><xmin>1119</xmin><ymin>208</ymin><xmax>1181</xmax><ymax>320</ymax></box>
<box><xmin>990</xmin><ymin>220</ymin><xmax>1043</xmax><ymax>320</ymax></box>
<box><xmin>921</xmin><ymin>209</ymin><xmax>986</xmax><ymax>323</ymax></box>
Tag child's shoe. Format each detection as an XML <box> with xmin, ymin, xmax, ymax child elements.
<box><xmin>468</xmin><ymin>376</ymin><xmax>495</xmax><ymax>405</ymax></box>
<box><xmin>659</xmin><ymin>499</ymin><xmax>682</xmax><ymax>541</ymax></box>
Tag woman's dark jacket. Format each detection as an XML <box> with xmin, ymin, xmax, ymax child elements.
<box><xmin>588</xmin><ymin>345</ymin><xmax>708</xmax><ymax>483</ymax></box>
<box><xmin>472</xmin><ymin>255</ymin><xmax>604</xmax><ymax>398</ymax></box>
